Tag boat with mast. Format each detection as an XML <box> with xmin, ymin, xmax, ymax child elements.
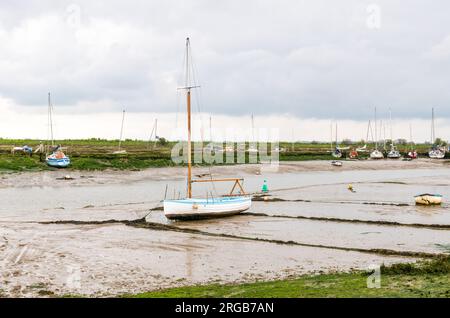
<box><xmin>428</xmin><ymin>108</ymin><xmax>446</xmax><ymax>159</ymax></box>
<box><xmin>406</xmin><ymin>123</ymin><xmax>418</xmax><ymax>159</ymax></box>
<box><xmin>370</xmin><ymin>107</ymin><xmax>384</xmax><ymax>159</ymax></box>
<box><xmin>45</xmin><ymin>93</ymin><xmax>71</xmax><ymax>168</ymax></box>
<box><xmin>387</xmin><ymin>108</ymin><xmax>401</xmax><ymax>159</ymax></box>
<box><xmin>163</xmin><ymin>38</ymin><xmax>252</xmax><ymax>220</ymax></box>
<box><xmin>330</xmin><ymin>123</ymin><xmax>342</xmax><ymax>158</ymax></box>
<box><xmin>356</xmin><ymin>120</ymin><xmax>371</xmax><ymax>153</ymax></box>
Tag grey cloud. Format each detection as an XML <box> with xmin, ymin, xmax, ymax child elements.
<box><xmin>0</xmin><ymin>0</ymin><xmax>450</xmax><ymax>119</ymax></box>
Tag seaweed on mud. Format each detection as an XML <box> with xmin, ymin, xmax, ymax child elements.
<box><xmin>40</xmin><ymin>218</ymin><xmax>445</xmax><ymax>260</ymax></box>
<box><xmin>244</xmin><ymin>212</ymin><xmax>450</xmax><ymax>230</ymax></box>
<box><xmin>252</xmin><ymin>197</ymin><xmax>409</xmax><ymax>207</ymax></box>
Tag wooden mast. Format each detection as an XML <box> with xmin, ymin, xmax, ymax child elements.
<box><xmin>179</xmin><ymin>38</ymin><xmax>199</xmax><ymax>198</ymax></box>
<box><xmin>186</xmin><ymin>38</ymin><xmax>193</xmax><ymax>198</ymax></box>
<box><xmin>187</xmin><ymin>88</ymin><xmax>192</xmax><ymax>198</ymax></box>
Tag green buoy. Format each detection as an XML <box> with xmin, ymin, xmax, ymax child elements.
<box><xmin>261</xmin><ymin>179</ymin><xmax>268</xmax><ymax>193</ymax></box>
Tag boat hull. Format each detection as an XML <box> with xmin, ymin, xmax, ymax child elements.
<box><xmin>164</xmin><ymin>196</ymin><xmax>252</xmax><ymax>220</ymax></box>
<box><xmin>414</xmin><ymin>194</ymin><xmax>443</xmax><ymax>205</ymax></box>
<box><xmin>429</xmin><ymin>150</ymin><xmax>445</xmax><ymax>159</ymax></box>
<box><xmin>387</xmin><ymin>151</ymin><xmax>401</xmax><ymax>159</ymax></box>
<box><xmin>46</xmin><ymin>157</ymin><xmax>70</xmax><ymax>168</ymax></box>
<box><xmin>370</xmin><ymin>150</ymin><xmax>384</xmax><ymax>159</ymax></box>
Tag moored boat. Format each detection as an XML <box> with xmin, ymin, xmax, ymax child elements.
<box><xmin>46</xmin><ymin>149</ymin><xmax>71</xmax><ymax>168</ymax></box>
<box><xmin>331</xmin><ymin>160</ymin><xmax>343</xmax><ymax>167</ymax></box>
<box><xmin>387</xmin><ymin>146</ymin><xmax>401</xmax><ymax>159</ymax></box>
<box><xmin>45</xmin><ymin>93</ymin><xmax>70</xmax><ymax>168</ymax></box>
<box><xmin>428</xmin><ymin>108</ymin><xmax>446</xmax><ymax>159</ymax></box>
<box><xmin>407</xmin><ymin>151</ymin><xmax>418</xmax><ymax>159</ymax></box>
<box><xmin>163</xmin><ymin>38</ymin><xmax>251</xmax><ymax>220</ymax></box>
<box><xmin>164</xmin><ymin>196</ymin><xmax>252</xmax><ymax>220</ymax></box>
<box><xmin>370</xmin><ymin>149</ymin><xmax>384</xmax><ymax>159</ymax></box>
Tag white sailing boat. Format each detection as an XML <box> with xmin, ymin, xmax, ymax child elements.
<box><xmin>330</xmin><ymin>122</ymin><xmax>343</xmax><ymax>158</ymax></box>
<box><xmin>407</xmin><ymin>124</ymin><xmax>418</xmax><ymax>159</ymax></box>
<box><xmin>357</xmin><ymin>120</ymin><xmax>371</xmax><ymax>153</ymax></box>
<box><xmin>387</xmin><ymin>109</ymin><xmax>401</xmax><ymax>159</ymax></box>
<box><xmin>45</xmin><ymin>93</ymin><xmax>71</xmax><ymax>168</ymax></box>
<box><xmin>428</xmin><ymin>108</ymin><xmax>446</xmax><ymax>159</ymax></box>
<box><xmin>370</xmin><ymin>107</ymin><xmax>384</xmax><ymax>159</ymax></box>
<box><xmin>163</xmin><ymin>38</ymin><xmax>252</xmax><ymax>220</ymax></box>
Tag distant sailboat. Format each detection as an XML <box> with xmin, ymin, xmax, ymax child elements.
<box><xmin>428</xmin><ymin>108</ymin><xmax>445</xmax><ymax>159</ymax></box>
<box><xmin>407</xmin><ymin>124</ymin><xmax>418</xmax><ymax>159</ymax></box>
<box><xmin>387</xmin><ymin>109</ymin><xmax>401</xmax><ymax>159</ymax></box>
<box><xmin>163</xmin><ymin>38</ymin><xmax>252</xmax><ymax>220</ymax></box>
<box><xmin>370</xmin><ymin>107</ymin><xmax>384</xmax><ymax>159</ymax></box>
<box><xmin>45</xmin><ymin>93</ymin><xmax>71</xmax><ymax>168</ymax></box>
<box><xmin>148</xmin><ymin>118</ymin><xmax>158</xmax><ymax>149</ymax></box>
<box><xmin>357</xmin><ymin>120</ymin><xmax>371</xmax><ymax>153</ymax></box>
<box><xmin>113</xmin><ymin>110</ymin><xmax>127</xmax><ymax>154</ymax></box>
<box><xmin>331</xmin><ymin>122</ymin><xmax>342</xmax><ymax>158</ymax></box>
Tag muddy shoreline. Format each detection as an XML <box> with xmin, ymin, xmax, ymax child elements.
<box><xmin>0</xmin><ymin>159</ymin><xmax>447</xmax><ymax>189</ymax></box>
<box><xmin>0</xmin><ymin>160</ymin><xmax>448</xmax><ymax>297</ymax></box>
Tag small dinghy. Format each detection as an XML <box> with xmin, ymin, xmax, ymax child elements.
<box><xmin>46</xmin><ymin>149</ymin><xmax>71</xmax><ymax>168</ymax></box>
<box><xmin>331</xmin><ymin>160</ymin><xmax>343</xmax><ymax>167</ymax></box>
<box><xmin>414</xmin><ymin>194</ymin><xmax>443</xmax><ymax>206</ymax></box>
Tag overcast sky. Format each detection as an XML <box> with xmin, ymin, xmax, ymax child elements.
<box><xmin>1</xmin><ymin>1</ymin><xmax>449</xmax><ymax>141</ymax></box>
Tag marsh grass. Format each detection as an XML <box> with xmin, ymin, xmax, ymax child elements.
<box><xmin>128</xmin><ymin>256</ymin><xmax>450</xmax><ymax>298</ymax></box>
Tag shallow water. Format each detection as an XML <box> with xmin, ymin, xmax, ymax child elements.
<box><xmin>0</xmin><ymin>163</ymin><xmax>449</xmax><ymax>296</ymax></box>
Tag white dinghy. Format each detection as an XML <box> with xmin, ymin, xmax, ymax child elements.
<box><xmin>163</xmin><ymin>38</ymin><xmax>252</xmax><ymax>220</ymax></box>
<box><xmin>414</xmin><ymin>194</ymin><xmax>443</xmax><ymax>206</ymax></box>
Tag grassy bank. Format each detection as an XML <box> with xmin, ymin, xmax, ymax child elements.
<box><xmin>129</xmin><ymin>256</ymin><xmax>450</xmax><ymax>298</ymax></box>
<box><xmin>0</xmin><ymin>138</ymin><xmax>447</xmax><ymax>172</ymax></box>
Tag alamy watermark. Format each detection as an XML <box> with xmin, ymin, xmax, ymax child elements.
<box><xmin>366</xmin><ymin>4</ymin><xmax>382</xmax><ymax>30</ymax></box>
<box><xmin>170</xmin><ymin>128</ymin><xmax>281</xmax><ymax>172</ymax></box>
<box><xmin>66</xmin><ymin>3</ymin><xmax>82</xmax><ymax>29</ymax></box>
<box><xmin>367</xmin><ymin>264</ymin><xmax>381</xmax><ymax>288</ymax></box>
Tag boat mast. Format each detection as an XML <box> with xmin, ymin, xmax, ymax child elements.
<box><xmin>389</xmin><ymin>108</ymin><xmax>393</xmax><ymax>145</ymax></box>
<box><xmin>374</xmin><ymin>107</ymin><xmax>378</xmax><ymax>150</ymax></box>
<box><xmin>48</xmin><ymin>92</ymin><xmax>54</xmax><ymax>147</ymax></box>
<box><xmin>431</xmin><ymin>107</ymin><xmax>435</xmax><ymax>145</ymax></box>
<box><xmin>409</xmin><ymin>123</ymin><xmax>413</xmax><ymax>151</ymax></box>
<box><xmin>183</xmin><ymin>38</ymin><xmax>199</xmax><ymax>199</ymax></box>
<box><xmin>330</xmin><ymin>121</ymin><xmax>333</xmax><ymax>152</ymax></box>
<box><xmin>118</xmin><ymin>110</ymin><xmax>125</xmax><ymax>150</ymax></box>
<box><xmin>335</xmin><ymin>122</ymin><xmax>338</xmax><ymax>148</ymax></box>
